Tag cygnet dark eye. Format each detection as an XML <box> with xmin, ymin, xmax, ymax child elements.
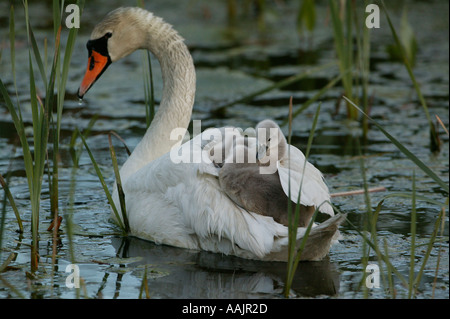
<box><xmin>105</xmin><ymin>32</ymin><xmax>113</xmax><ymax>38</ymax></box>
<box><xmin>267</xmin><ymin>137</ymin><xmax>271</xmax><ymax>142</ymax></box>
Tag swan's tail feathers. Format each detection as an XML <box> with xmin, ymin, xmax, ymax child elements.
<box><xmin>298</xmin><ymin>213</ymin><xmax>347</xmax><ymax>261</ymax></box>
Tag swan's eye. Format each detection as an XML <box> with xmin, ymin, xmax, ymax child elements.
<box><xmin>267</xmin><ymin>137</ymin><xmax>271</xmax><ymax>142</ymax></box>
<box><xmin>105</xmin><ymin>32</ymin><xmax>112</xmax><ymax>39</ymax></box>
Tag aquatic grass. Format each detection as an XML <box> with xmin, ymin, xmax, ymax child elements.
<box><xmin>0</xmin><ymin>275</ymin><xmax>25</xmax><ymax>298</ymax></box>
<box><xmin>343</xmin><ymin>96</ymin><xmax>448</xmax><ymax>194</ymax></box>
<box><xmin>108</xmin><ymin>131</ymin><xmax>132</xmax><ymax>156</ymax></box>
<box><xmin>296</xmin><ymin>0</ymin><xmax>316</xmax><ymax>47</ymax></box>
<box><xmin>435</xmin><ymin>115</ymin><xmax>449</xmax><ymax>136</ymax></box>
<box><xmin>0</xmin><ymin>172</ymin><xmax>13</xmax><ymax>264</ymax></box>
<box><xmin>138</xmin><ymin>265</ymin><xmax>151</xmax><ymax>299</ymax></box>
<box><xmin>2</xmin><ymin>4</ymin><xmax>35</xmax><ymax>260</ymax></box>
<box><xmin>282</xmin><ymin>73</ymin><xmax>343</xmax><ymax>127</ymax></box>
<box><xmin>62</xmin><ymin>151</ymin><xmax>85</xmax><ymax>299</ymax></box>
<box><xmin>327</xmin><ymin>0</ymin><xmax>374</xmax><ymax>134</ymax></box>
<box><xmin>383</xmin><ymin>238</ymin><xmax>396</xmax><ymax>298</ymax></box>
<box><xmin>216</xmin><ymin>62</ymin><xmax>335</xmax><ymax>112</ymax></box>
<box><xmin>328</xmin><ymin>0</ymin><xmax>357</xmax><ymax>120</ymax></box>
<box><xmin>0</xmin><ymin>0</ymin><xmax>85</xmax><ymax>272</ymax></box>
<box><xmin>354</xmin><ymin>0</ymin><xmax>372</xmax><ymax>138</ymax></box>
<box><xmin>343</xmin><ymin>96</ymin><xmax>448</xmax><ymax>297</ymax></box>
<box><xmin>69</xmin><ymin>115</ymin><xmax>99</xmax><ymax>167</ymax></box>
<box><xmin>408</xmin><ymin>171</ymin><xmax>417</xmax><ymax>298</ymax></box>
<box><xmin>411</xmin><ymin>205</ymin><xmax>446</xmax><ymax>297</ymax></box>
<box><xmin>8</xmin><ymin>5</ymin><xmax>19</xmax><ymax>97</ymax></box>
<box><xmin>49</xmin><ymin>0</ymin><xmax>85</xmax><ymax>221</ymax></box>
<box><xmin>386</xmin><ymin>6</ymin><xmax>417</xmax><ymax>68</ymax></box>
<box><xmin>285</xmin><ymin>208</ymin><xmax>320</xmax><ymax>297</ymax></box>
<box><xmin>284</xmin><ymin>99</ymin><xmax>322</xmax><ymax>297</ymax></box>
<box><xmin>432</xmin><ymin>202</ymin><xmax>447</xmax><ymax>298</ymax></box>
<box><xmin>352</xmin><ymin>135</ymin><xmax>389</xmax><ymax>297</ymax></box>
<box><xmin>381</xmin><ymin>1</ymin><xmax>440</xmax><ymax>152</ymax></box>
<box><xmin>78</xmin><ymin>131</ymin><xmax>128</xmax><ymax>234</ymax></box>
<box><xmin>339</xmin><ymin>143</ymin><xmax>446</xmax><ymax>298</ymax></box>
<box><xmin>76</xmin><ymin>124</ymin><xmax>131</xmax><ymax>234</ymax></box>
<box><xmin>0</xmin><ymin>172</ymin><xmax>23</xmax><ymax>233</ymax></box>
<box><xmin>0</xmin><ymin>38</ymin><xmax>49</xmax><ymax>272</ymax></box>
<box><xmin>108</xmin><ymin>133</ymin><xmax>130</xmax><ymax>233</ymax></box>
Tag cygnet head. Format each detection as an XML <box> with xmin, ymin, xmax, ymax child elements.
<box><xmin>255</xmin><ymin>119</ymin><xmax>287</xmax><ymax>162</ymax></box>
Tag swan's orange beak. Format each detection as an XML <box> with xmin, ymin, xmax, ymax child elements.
<box><xmin>77</xmin><ymin>50</ymin><xmax>111</xmax><ymax>98</ymax></box>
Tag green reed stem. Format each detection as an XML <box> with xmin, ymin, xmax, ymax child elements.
<box><xmin>344</xmin><ymin>96</ymin><xmax>448</xmax><ymax>194</ymax></box>
<box><xmin>284</xmin><ymin>102</ymin><xmax>321</xmax><ymax>297</ymax></box>
<box><xmin>408</xmin><ymin>171</ymin><xmax>417</xmax><ymax>298</ymax></box>
<box><xmin>218</xmin><ymin>62</ymin><xmax>335</xmax><ymax>112</ymax></box>
<box><xmin>432</xmin><ymin>203</ymin><xmax>447</xmax><ymax>298</ymax></box>
<box><xmin>413</xmin><ymin>206</ymin><xmax>445</xmax><ymax>295</ymax></box>
<box><xmin>78</xmin><ymin>132</ymin><xmax>127</xmax><ymax>233</ymax></box>
<box><xmin>381</xmin><ymin>1</ymin><xmax>439</xmax><ymax>152</ymax></box>
<box><xmin>282</xmin><ymin>73</ymin><xmax>343</xmax><ymax>127</ymax></box>
<box><xmin>139</xmin><ymin>265</ymin><xmax>150</xmax><ymax>299</ymax></box>
<box><xmin>108</xmin><ymin>133</ymin><xmax>130</xmax><ymax>233</ymax></box>
<box><xmin>70</xmin><ymin>115</ymin><xmax>98</xmax><ymax>167</ymax></box>
<box><xmin>355</xmin><ymin>136</ymin><xmax>388</xmax><ymax>297</ymax></box>
<box><xmin>0</xmin><ymin>173</ymin><xmax>23</xmax><ymax>233</ymax></box>
<box><xmin>383</xmin><ymin>238</ymin><xmax>396</xmax><ymax>298</ymax></box>
<box><xmin>328</xmin><ymin>0</ymin><xmax>357</xmax><ymax>120</ymax></box>
<box><xmin>355</xmin><ymin>0</ymin><xmax>371</xmax><ymax>138</ymax></box>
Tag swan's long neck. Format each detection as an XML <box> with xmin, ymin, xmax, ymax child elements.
<box><xmin>119</xmin><ymin>10</ymin><xmax>196</xmax><ymax>180</ymax></box>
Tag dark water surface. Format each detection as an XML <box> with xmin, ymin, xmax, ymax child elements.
<box><xmin>0</xmin><ymin>0</ymin><xmax>448</xmax><ymax>299</ymax></box>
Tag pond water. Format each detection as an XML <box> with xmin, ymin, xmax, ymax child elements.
<box><xmin>0</xmin><ymin>0</ymin><xmax>448</xmax><ymax>299</ymax></box>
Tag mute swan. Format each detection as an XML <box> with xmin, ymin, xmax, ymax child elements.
<box><xmin>78</xmin><ymin>7</ymin><xmax>345</xmax><ymax>261</ymax></box>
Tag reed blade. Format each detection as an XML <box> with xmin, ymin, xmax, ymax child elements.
<box><xmin>78</xmin><ymin>132</ymin><xmax>127</xmax><ymax>232</ymax></box>
<box><xmin>0</xmin><ymin>173</ymin><xmax>23</xmax><ymax>233</ymax></box>
<box><xmin>381</xmin><ymin>0</ymin><xmax>439</xmax><ymax>152</ymax></box>
<box><xmin>108</xmin><ymin>133</ymin><xmax>130</xmax><ymax>233</ymax></box>
<box><xmin>284</xmin><ymin>102</ymin><xmax>321</xmax><ymax>297</ymax></box>
<box><xmin>344</xmin><ymin>96</ymin><xmax>448</xmax><ymax>194</ymax></box>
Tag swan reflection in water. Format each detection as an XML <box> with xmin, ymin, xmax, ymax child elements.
<box><xmin>111</xmin><ymin>237</ymin><xmax>340</xmax><ymax>298</ymax></box>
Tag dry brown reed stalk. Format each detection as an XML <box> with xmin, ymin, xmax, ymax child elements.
<box><xmin>331</xmin><ymin>186</ymin><xmax>387</xmax><ymax>197</ymax></box>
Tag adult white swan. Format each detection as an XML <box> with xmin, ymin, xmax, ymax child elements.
<box><xmin>78</xmin><ymin>7</ymin><xmax>345</xmax><ymax>261</ymax></box>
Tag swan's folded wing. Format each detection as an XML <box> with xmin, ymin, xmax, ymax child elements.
<box><xmin>278</xmin><ymin>145</ymin><xmax>334</xmax><ymax>216</ymax></box>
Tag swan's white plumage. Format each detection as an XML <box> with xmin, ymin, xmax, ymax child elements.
<box><xmin>277</xmin><ymin>145</ymin><xmax>334</xmax><ymax>216</ymax></box>
<box><xmin>113</xmin><ymin>128</ymin><xmax>338</xmax><ymax>260</ymax></box>
<box><xmin>115</xmin><ymin>130</ymin><xmax>288</xmax><ymax>259</ymax></box>
<box><xmin>85</xmin><ymin>7</ymin><xmax>343</xmax><ymax>261</ymax></box>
